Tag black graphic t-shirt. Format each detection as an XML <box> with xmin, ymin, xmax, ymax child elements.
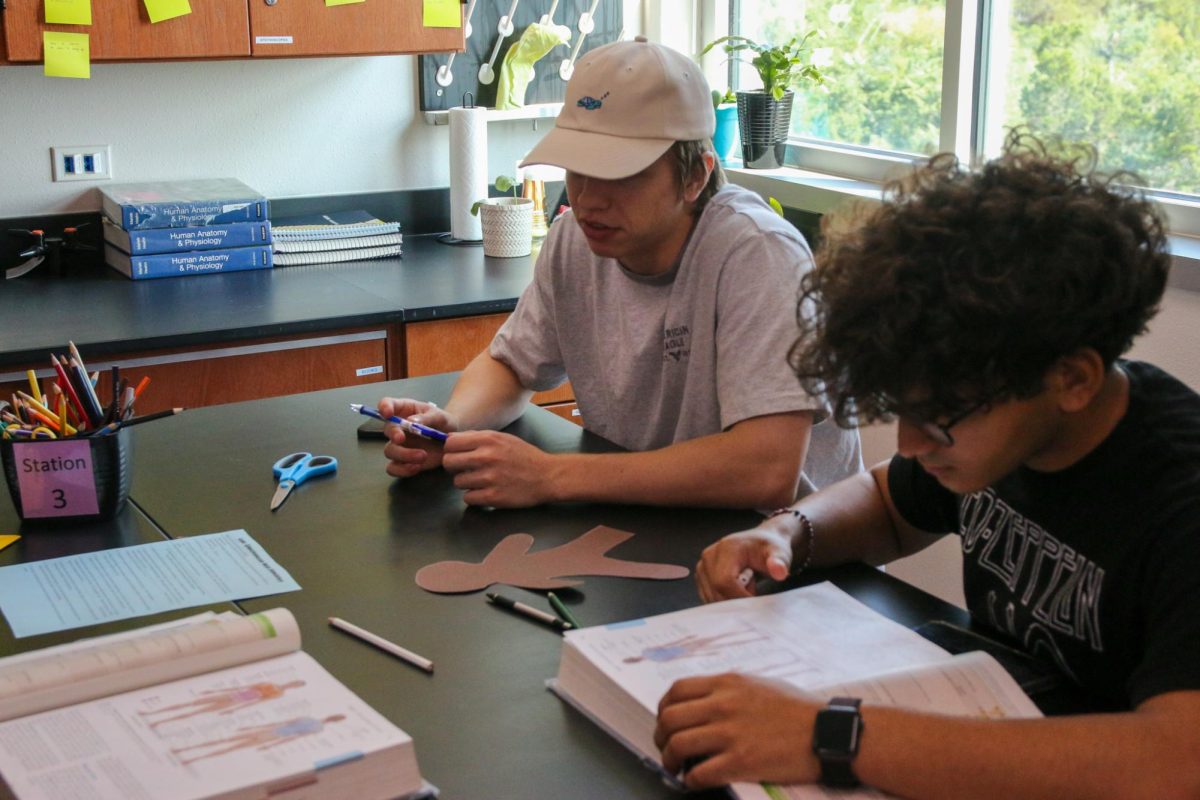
<box><xmin>889</xmin><ymin>361</ymin><xmax>1200</xmax><ymax>708</ymax></box>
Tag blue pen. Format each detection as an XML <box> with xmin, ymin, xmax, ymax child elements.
<box><xmin>348</xmin><ymin>403</ymin><xmax>449</xmax><ymax>443</ymax></box>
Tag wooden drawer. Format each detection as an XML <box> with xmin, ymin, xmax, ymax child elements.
<box><xmin>1</xmin><ymin>328</ymin><xmax>388</xmax><ymax>418</ymax></box>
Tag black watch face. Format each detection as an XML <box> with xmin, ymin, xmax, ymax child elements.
<box><xmin>816</xmin><ymin>708</ymin><xmax>861</xmax><ymax>753</ymax></box>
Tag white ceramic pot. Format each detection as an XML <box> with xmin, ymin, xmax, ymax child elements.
<box><xmin>479</xmin><ymin>197</ymin><xmax>534</xmax><ymax>258</ymax></box>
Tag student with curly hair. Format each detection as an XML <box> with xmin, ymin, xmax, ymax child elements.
<box><xmin>654</xmin><ymin>132</ymin><xmax>1200</xmax><ymax>798</ymax></box>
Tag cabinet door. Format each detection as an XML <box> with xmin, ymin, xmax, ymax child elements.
<box><xmin>2</xmin><ymin>0</ymin><xmax>250</xmax><ymax>62</ymax></box>
<box><xmin>404</xmin><ymin>314</ymin><xmax>573</xmax><ymax>406</ymax></box>
<box><xmin>249</xmin><ymin>0</ymin><xmax>463</xmax><ymax>57</ymax></box>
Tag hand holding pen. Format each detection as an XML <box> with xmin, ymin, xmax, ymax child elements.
<box><xmin>352</xmin><ymin>400</ymin><xmax>455</xmax><ymax>479</ymax></box>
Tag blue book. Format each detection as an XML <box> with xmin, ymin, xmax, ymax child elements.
<box><xmin>104</xmin><ymin>243</ymin><xmax>273</xmax><ymax>280</ymax></box>
<box><xmin>102</xmin><ymin>218</ymin><xmax>273</xmax><ymax>255</ymax></box>
<box><xmin>99</xmin><ymin>178</ymin><xmax>269</xmax><ymax>231</ymax></box>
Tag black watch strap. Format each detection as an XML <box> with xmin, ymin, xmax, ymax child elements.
<box><xmin>813</xmin><ymin>696</ymin><xmax>863</xmax><ymax>788</ymax></box>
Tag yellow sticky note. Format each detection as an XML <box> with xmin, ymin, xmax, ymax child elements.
<box><xmin>45</xmin><ymin>0</ymin><xmax>92</xmax><ymax>26</ymax></box>
<box><xmin>326</xmin><ymin>0</ymin><xmax>366</xmax><ymax>6</ymax></box>
<box><xmin>43</xmin><ymin>31</ymin><xmax>90</xmax><ymax>79</ymax></box>
<box><xmin>0</xmin><ymin>535</ymin><xmax>19</xmax><ymax>553</ymax></box>
<box><xmin>423</xmin><ymin>0</ymin><xmax>461</xmax><ymax>28</ymax></box>
<box><xmin>143</xmin><ymin>0</ymin><xmax>191</xmax><ymax>24</ymax></box>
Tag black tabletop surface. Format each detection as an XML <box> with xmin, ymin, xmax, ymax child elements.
<box><xmin>125</xmin><ymin>374</ymin><xmax>971</xmax><ymax>800</ymax></box>
<box><xmin>0</xmin><ymin>237</ymin><xmax>536</xmax><ymax>367</ymax></box>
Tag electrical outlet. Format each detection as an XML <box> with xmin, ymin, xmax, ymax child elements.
<box><xmin>51</xmin><ymin>145</ymin><xmax>112</xmax><ymax>182</ymax></box>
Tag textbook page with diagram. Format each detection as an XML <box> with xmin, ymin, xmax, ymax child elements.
<box><xmin>550</xmin><ymin>582</ymin><xmax>1041</xmax><ymax>800</ymax></box>
<box><xmin>0</xmin><ymin>608</ymin><xmax>431</xmax><ymax>800</ymax></box>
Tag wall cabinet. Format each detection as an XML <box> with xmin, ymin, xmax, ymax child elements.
<box><xmin>1</xmin><ymin>0</ymin><xmax>463</xmax><ymax>62</ymax></box>
<box><xmin>249</xmin><ymin>0</ymin><xmax>462</xmax><ymax>57</ymax></box>
<box><xmin>2</xmin><ymin>0</ymin><xmax>252</xmax><ymax>61</ymax></box>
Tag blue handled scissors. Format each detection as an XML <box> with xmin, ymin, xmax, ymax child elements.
<box><xmin>270</xmin><ymin>451</ymin><xmax>338</xmax><ymax>511</ymax></box>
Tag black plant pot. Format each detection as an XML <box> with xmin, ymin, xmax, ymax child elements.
<box><xmin>736</xmin><ymin>90</ymin><xmax>794</xmax><ymax>169</ymax></box>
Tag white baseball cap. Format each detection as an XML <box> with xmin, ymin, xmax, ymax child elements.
<box><xmin>520</xmin><ymin>36</ymin><xmax>716</xmax><ymax>179</ymax></box>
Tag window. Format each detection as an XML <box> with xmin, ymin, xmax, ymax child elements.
<box><xmin>726</xmin><ymin>1</ymin><xmax>1200</xmax><ymax>232</ymax></box>
<box><xmin>734</xmin><ymin>1</ymin><xmax>946</xmax><ymax>157</ymax></box>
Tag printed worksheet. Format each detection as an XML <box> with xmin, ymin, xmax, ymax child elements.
<box><xmin>0</xmin><ymin>530</ymin><xmax>300</xmax><ymax>637</ymax></box>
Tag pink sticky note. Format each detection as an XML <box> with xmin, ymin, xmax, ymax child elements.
<box><xmin>12</xmin><ymin>440</ymin><xmax>99</xmax><ymax>517</ymax></box>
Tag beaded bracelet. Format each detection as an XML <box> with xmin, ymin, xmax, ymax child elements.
<box><xmin>766</xmin><ymin>507</ymin><xmax>815</xmax><ymax>575</ymax></box>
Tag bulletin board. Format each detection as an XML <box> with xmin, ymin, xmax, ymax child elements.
<box><xmin>418</xmin><ymin>0</ymin><xmax>624</xmax><ymax>111</ymax></box>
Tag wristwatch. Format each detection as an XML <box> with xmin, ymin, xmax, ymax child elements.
<box><xmin>812</xmin><ymin>696</ymin><xmax>864</xmax><ymax>787</ymax></box>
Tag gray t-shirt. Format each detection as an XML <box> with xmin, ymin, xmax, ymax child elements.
<box><xmin>490</xmin><ymin>184</ymin><xmax>861</xmax><ymax>496</ymax></box>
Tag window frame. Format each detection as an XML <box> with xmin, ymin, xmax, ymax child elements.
<box><xmin>714</xmin><ymin>0</ymin><xmax>1200</xmax><ymax>241</ymax></box>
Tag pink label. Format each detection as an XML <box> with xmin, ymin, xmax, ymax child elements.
<box><xmin>12</xmin><ymin>440</ymin><xmax>100</xmax><ymax>518</ymax></box>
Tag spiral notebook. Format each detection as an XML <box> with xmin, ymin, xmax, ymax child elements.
<box><xmin>274</xmin><ymin>232</ymin><xmax>403</xmax><ymax>253</ymax></box>
<box><xmin>271</xmin><ymin>209</ymin><xmax>401</xmax><ymax>242</ymax></box>
<box><xmin>273</xmin><ymin>243</ymin><xmax>402</xmax><ymax>266</ymax></box>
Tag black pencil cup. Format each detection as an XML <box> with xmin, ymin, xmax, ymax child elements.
<box><xmin>1</xmin><ymin>427</ymin><xmax>133</xmax><ymax>523</ymax></box>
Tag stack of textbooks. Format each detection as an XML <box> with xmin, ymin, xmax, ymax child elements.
<box><xmin>271</xmin><ymin>209</ymin><xmax>402</xmax><ymax>266</ymax></box>
<box><xmin>100</xmin><ymin>178</ymin><xmax>273</xmax><ymax>280</ymax></box>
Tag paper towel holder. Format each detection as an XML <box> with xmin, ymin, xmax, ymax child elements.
<box><xmin>440</xmin><ymin>93</ymin><xmax>487</xmax><ymax>248</ymax></box>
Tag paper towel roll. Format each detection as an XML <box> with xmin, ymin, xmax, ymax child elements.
<box><xmin>448</xmin><ymin>105</ymin><xmax>488</xmax><ymax>242</ymax></box>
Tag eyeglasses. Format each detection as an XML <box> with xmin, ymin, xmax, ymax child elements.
<box><xmin>900</xmin><ymin>403</ymin><xmax>988</xmax><ymax>447</ymax></box>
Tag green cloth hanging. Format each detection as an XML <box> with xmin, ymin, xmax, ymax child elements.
<box><xmin>495</xmin><ymin>22</ymin><xmax>570</xmax><ymax>110</ymax></box>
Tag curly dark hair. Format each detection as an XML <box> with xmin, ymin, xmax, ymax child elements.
<box><xmin>790</xmin><ymin>130</ymin><xmax>1171</xmax><ymax>427</ymax></box>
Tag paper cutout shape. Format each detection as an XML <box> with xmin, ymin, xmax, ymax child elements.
<box><xmin>423</xmin><ymin>0</ymin><xmax>461</xmax><ymax>28</ymax></box>
<box><xmin>0</xmin><ymin>536</ymin><xmax>19</xmax><ymax>553</ymax></box>
<box><xmin>143</xmin><ymin>0</ymin><xmax>191</xmax><ymax>24</ymax></box>
<box><xmin>42</xmin><ymin>32</ymin><xmax>89</xmax><ymax>79</ymax></box>
<box><xmin>45</xmin><ymin>0</ymin><xmax>92</xmax><ymax>26</ymax></box>
<box><xmin>416</xmin><ymin>525</ymin><xmax>690</xmax><ymax>593</ymax></box>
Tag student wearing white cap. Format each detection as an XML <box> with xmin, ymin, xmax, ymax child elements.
<box><xmin>378</xmin><ymin>36</ymin><xmax>861</xmax><ymax>509</ymax></box>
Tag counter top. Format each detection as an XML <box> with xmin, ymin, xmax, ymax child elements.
<box><xmin>0</xmin><ymin>236</ymin><xmax>536</xmax><ymax>367</ymax></box>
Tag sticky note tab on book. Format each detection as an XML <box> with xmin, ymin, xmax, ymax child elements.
<box><xmin>42</xmin><ymin>32</ymin><xmax>90</xmax><ymax>79</ymax></box>
<box><xmin>143</xmin><ymin>0</ymin><xmax>191</xmax><ymax>24</ymax></box>
<box><xmin>45</xmin><ymin>0</ymin><xmax>92</xmax><ymax>26</ymax></box>
<box><xmin>0</xmin><ymin>536</ymin><xmax>19</xmax><ymax>553</ymax></box>
<box><xmin>424</xmin><ymin>0</ymin><xmax>461</xmax><ymax>27</ymax></box>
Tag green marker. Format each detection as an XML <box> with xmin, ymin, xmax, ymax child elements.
<box><xmin>547</xmin><ymin>592</ymin><xmax>582</xmax><ymax>630</ymax></box>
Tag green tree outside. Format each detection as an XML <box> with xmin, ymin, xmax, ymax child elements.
<box><xmin>737</xmin><ymin>0</ymin><xmax>1199</xmax><ymax>193</ymax></box>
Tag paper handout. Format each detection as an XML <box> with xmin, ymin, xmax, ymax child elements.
<box><xmin>416</xmin><ymin>525</ymin><xmax>690</xmax><ymax>593</ymax></box>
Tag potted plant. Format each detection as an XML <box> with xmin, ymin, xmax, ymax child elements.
<box><xmin>701</xmin><ymin>32</ymin><xmax>824</xmax><ymax>169</ymax></box>
<box><xmin>711</xmin><ymin>88</ymin><xmax>739</xmax><ymax>164</ymax></box>
<box><xmin>471</xmin><ymin>175</ymin><xmax>534</xmax><ymax>258</ymax></box>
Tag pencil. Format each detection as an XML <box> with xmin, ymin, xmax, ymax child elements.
<box><xmin>25</xmin><ymin>370</ymin><xmax>42</xmax><ymax>404</ymax></box>
<box><xmin>328</xmin><ymin>617</ymin><xmax>434</xmax><ymax>673</ymax></box>
<box><xmin>547</xmin><ymin>591</ymin><xmax>582</xmax><ymax>629</ymax></box>
<box><xmin>50</xmin><ymin>354</ymin><xmax>89</xmax><ymax>427</ymax></box>
<box><xmin>122</xmin><ymin>407</ymin><xmax>184</xmax><ymax>426</ymax></box>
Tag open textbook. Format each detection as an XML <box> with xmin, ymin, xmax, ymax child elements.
<box><xmin>0</xmin><ymin>609</ymin><xmax>431</xmax><ymax>800</ymax></box>
<box><xmin>550</xmin><ymin>582</ymin><xmax>1042</xmax><ymax>800</ymax></box>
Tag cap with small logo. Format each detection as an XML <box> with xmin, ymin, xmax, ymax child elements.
<box><xmin>520</xmin><ymin>36</ymin><xmax>715</xmax><ymax>180</ymax></box>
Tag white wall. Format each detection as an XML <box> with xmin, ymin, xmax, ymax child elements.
<box><xmin>0</xmin><ymin>57</ymin><xmax>551</xmax><ymax>216</ymax></box>
<box><xmin>0</xmin><ymin>0</ymin><xmax>649</xmax><ymax>217</ymax></box>
<box><xmin>872</xmin><ymin>285</ymin><xmax>1200</xmax><ymax>610</ymax></box>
